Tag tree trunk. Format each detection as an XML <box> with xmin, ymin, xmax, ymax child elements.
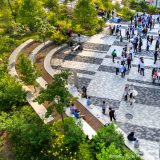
<box><xmin>34</xmin><ymin>85</ymin><xmax>36</xmax><ymax>93</ymax></box>
<box><xmin>7</xmin><ymin>0</ymin><xmax>16</xmax><ymax>22</ymax></box>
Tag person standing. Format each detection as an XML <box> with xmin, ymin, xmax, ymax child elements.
<box><xmin>138</xmin><ymin>57</ymin><xmax>142</xmax><ymax>73</ymax></box>
<box><xmin>102</xmin><ymin>101</ymin><xmax>107</xmax><ymax>115</ymax></box>
<box><xmin>124</xmin><ymin>86</ymin><xmax>129</xmax><ymax>101</ymax></box>
<box><xmin>154</xmin><ymin>50</ymin><xmax>158</xmax><ymax>64</ymax></box>
<box><xmin>140</xmin><ymin>59</ymin><xmax>145</xmax><ymax>76</ymax></box>
<box><xmin>138</xmin><ymin>39</ymin><xmax>143</xmax><ymax>52</ymax></box>
<box><xmin>86</xmin><ymin>96</ymin><xmax>92</xmax><ymax>107</ymax></box>
<box><xmin>81</xmin><ymin>86</ymin><xmax>87</xmax><ymax>98</ymax></box>
<box><xmin>150</xmin><ymin>35</ymin><xmax>153</xmax><ymax>44</ymax></box>
<box><xmin>127</xmin><ymin>55</ymin><xmax>132</xmax><ymax>70</ymax></box>
<box><xmin>109</xmin><ymin>107</ymin><xmax>116</xmax><ymax>121</ymax></box>
<box><xmin>115</xmin><ymin>61</ymin><xmax>120</xmax><ymax>75</ymax></box>
<box><xmin>120</xmin><ymin>64</ymin><xmax>126</xmax><ymax>78</ymax></box>
<box><xmin>111</xmin><ymin>49</ymin><xmax>117</xmax><ymax>63</ymax></box>
<box><xmin>155</xmin><ymin>40</ymin><xmax>159</xmax><ymax>50</ymax></box>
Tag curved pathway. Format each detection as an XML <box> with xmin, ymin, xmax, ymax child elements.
<box><xmin>8</xmin><ymin>39</ymin><xmax>54</xmax><ymax>124</ymax></box>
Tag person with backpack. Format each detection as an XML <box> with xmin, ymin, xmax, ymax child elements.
<box><xmin>111</xmin><ymin>49</ymin><xmax>117</xmax><ymax>63</ymax></box>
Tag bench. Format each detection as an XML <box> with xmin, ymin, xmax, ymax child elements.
<box><xmin>65</xmin><ymin>107</ymin><xmax>96</xmax><ymax>139</ymax></box>
<box><xmin>71</xmin><ymin>45</ymin><xmax>80</xmax><ymax>52</ymax></box>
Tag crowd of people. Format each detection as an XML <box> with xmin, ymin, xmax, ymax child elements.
<box><xmin>68</xmin><ymin>13</ymin><xmax>160</xmax><ymax>151</ymax></box>
<box><xmin>110</xmin><ymin>13</ymin><xmax>160</xmax><ymax>84</ymax></box>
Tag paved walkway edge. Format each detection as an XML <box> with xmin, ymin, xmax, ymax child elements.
<box><xmin>8</xmin><ymin>39</ymin><xmax>54</xmax><ymax>124</ymax></box>
<box><xmin>44</xmin><ymin>44</ymin><xmax>154</xmax><ymax>160</ymax></box>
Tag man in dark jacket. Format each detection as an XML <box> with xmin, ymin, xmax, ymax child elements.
<box><xmin>109</xmin><ymin>107</ymin><xmax>116</xmax><ymax>121</ymax></box>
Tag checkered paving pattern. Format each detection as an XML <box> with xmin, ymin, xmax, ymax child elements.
<box><xmin>51</xmin><ymin>22</ymin><xmax>160</xmax><ymax>160</ymax></box>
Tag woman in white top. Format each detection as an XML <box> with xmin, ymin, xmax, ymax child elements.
<box><xmin>140</xmin><ymin>60</ymin><xmax>145</xmax><ymax>76</ymax></box>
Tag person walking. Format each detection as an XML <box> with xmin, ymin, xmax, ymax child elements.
<box><xmin>111</xmin><ymin>49</ymin><xmax>117</xmax><ymax>63</ymax></box>
<box><xmin>81</xmin><ymin>86</ymin><xmax>87</xmax><ymax>98</ymax></box>
<box><xmin>102</xmin><ymin>101</ymin><xmax>107</xmax><ymax>115</ymax></box>
<box><xmin>154</xmin><ymin>50</ymin><xmax>158</xmax><ymax>64</ymax></box>
<box><xmin>109</xmin><ymin>107</ymin><xmax>116</xmax><ymax>121</ymax></box>
<box><xmin>115</xmin><ymin>61</ymin><xmax>120</xmax><ymax>75</ymax></box>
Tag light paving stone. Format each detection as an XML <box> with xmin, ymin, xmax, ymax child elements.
<box><xmin>117</xmin><ymin>101</ymin><xmax>160</xmax><ymax>129</ymax></box>
<box><xmin>78</xmin><ymin>50</ymin><xmax>106</xmax><ymax>59</ymax></box>
<box><xmin>106</xmin><ymin>45</ymin><xmax>124</xmax><ymax>57</ymax></box>
<box><xmin>138</xmin><ymin>139</ymin><xmax>159</xmax><ymax>160</ymax></box>
<box><xmin>87</xmin><ymin>72</ymin><xmax>127</xmax><ymax>101</ymax></box>
<box><xmin>128</xmin><ymin>66</ymin><xmax>153</xmax><ymax>82</ymax></box>
<box><xmin>87</xmin><ymin>34</ymin><xmax>117</xmax><ymax>45</ymax></box>
<box><xmin>83</xmin><ymin>42</ymin><xmax>111</xmax><ymax>51</ymax></box>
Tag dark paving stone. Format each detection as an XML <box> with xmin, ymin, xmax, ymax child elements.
<box><xmin>69</xmin><ymin>77</ymin><xmax>91</xmax><ymax>89</ymax></box>
<box><xmin>135</xmin><ymin>50</ymin><xmax>154</xmax><ymax>57</ymax></box>
<box><xmin>113</xmin><ymin>41</ymin><xmax>128</xmax><ymax>46</ymax></box>
<box><xmin>132</xmin><ymin>85</ymin><xmax>160</xmax><ymax>107</ymax></box>
<box><xmin>98</xmin><ymin>65</ymin><xmax>129</xmax><ymax>75</ymax></box>
<box><xmin>132</xmin><ymin>64</ymin><xmax>153</xmax><ymax>69</ymax></box>
<box><xmin>83</xmin><ymin>42</ymin><xmax>111</xmax><ymax>52</ymax></box>
<box><xmin>127</xmin><ymin>79</ymin><xmax>160</xmax><ymax>87</ymax></box>
<box><xmin>88</xmin><ymin>96</ymin><xmax>120</xmax><ymax>109</ymax></box>
<box><xmin>118</xmin><ymin>122</ymin><xmax>160</xmax><ymax>142</ymax></box>
<box><xmin>54</xmin><ymin>53</ymin><xmax>103</xmax><ymax>65</ymax></box>
<box><xmin>51</xmin><ymin>65</ymin><xmax>96</xmax><ymax>75</ymax></box>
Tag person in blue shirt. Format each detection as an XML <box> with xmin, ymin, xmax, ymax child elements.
<box><xmin>74</xmin><ymin>109</ymin><xmax>85</xmax><ymax>119</ymax></box>
<box><xmin>86</xmin><ymin>97</ymin><xmax>92</xmax><ymax>107</ymax></box>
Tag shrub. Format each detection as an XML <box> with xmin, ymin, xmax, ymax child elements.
<box><xmin>91</xmin><ymin>124</ymin><xmax>124</xmax><ymax>155</ymax></box>
<box><xmin>51</xmin><ymin>30</ymin><xmax>68</xmax><ymax>44</ymax></box>
<box><xmin>120</xmin><ymin>7</ymin><xmax>135</xmax><ymax>21</ymax></box>
<box><xmin>0</xmin><ymin>74</ymin><xmax>27</xmax><ymax>111</ymax></box>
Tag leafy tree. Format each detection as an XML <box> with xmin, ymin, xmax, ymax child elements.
<box><xmin>17</xmin><ymin>54</ymin><xmax>39</xmax><ymax>92</ymax></box>
<box><xmin>97</xmin><ymin>143</ymin><xmax>141</xmax><ymax>160</ymax></box>
<box><xmin>0</xmin><ymin>74</ymin><xmax>26</xmax><ymax>111</ymax></box>
<box><xmin>35</xmin><ymin>18</ymin><xmax>54</xmax><ymax>42</ymax></box>
<box><xmin>45</xmin><ymin>118</ymin><xmax>86</xmax><ymax>159</ymax></box>
<box><xmin>100</xmin><ymin>0</ymin><xmax>113</xmax><ymax>11</ymax></box>
<box><xmin>18</xmin><ymin>0</ymin><xmax>46</xmax><ymax>31</ymax></box>
<box><xmin>36</xmin><ymin>70</ymin><xmax>72</xmax><ymax>123</ymax></box>
<box><xmin>74</xmin><ymin>0</ymin><xmax>99</xmax><ymax>31</ymax></box>
<box><xmin>0</xmin><ymin>36</ymin><xmax>16</xmax><ymax>53</ymax></box>
<box><xmin>0</xmin><ymin>106</ymin><xmax>52</xmax><ymax>160</ymax></box>
<box><xmin>44</xmin><ymin>0</ymin><xmax>59</xmax><ymax>12</ymax></box>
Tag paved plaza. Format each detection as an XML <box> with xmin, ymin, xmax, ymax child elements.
<box><xmin>51</xmin><ymin>23</ymin><xmax>160</xmax><ymax>159</ymax></box>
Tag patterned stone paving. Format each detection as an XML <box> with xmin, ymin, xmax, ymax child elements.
<box><xmin>83</xmin><ymin>42</ymin><xmax>111</xmax><ymax>51</ymax></box>
<box><xmin>133</xmin><ymin>85</ymin><xmax>160</xmax><ymax>107</ymax></box>
<box><xmin>113</xmin><ymin>41</ymin><xmax>128</xmax><ymax>46</ymax></box>
<box><xmin>51</xmin><ymin>65</ymin><xmax>96</xmax><ymax>75</ymax></box>
<box><xmin>118</xmin><ymin>122</ymin><xmax>160</xmax><ymax>142</ymax></box>
<box><xmin>88</xmin><ymin>96</ymin><xmax>120</xmax><ymax>109</ymax></box>
<box><xmin>51</xmin><ymin>22</ymin><xmax>160</xmax><ymax>160</ymax></box>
